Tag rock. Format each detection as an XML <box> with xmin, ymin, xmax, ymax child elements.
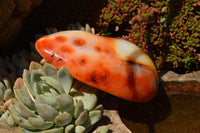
<box><xmin>0</xmin><ymin>0</ymin><xmax>43</xmax><ymax>47</ymax></box>
<box><xmin>93</xmin><ymin>109</ymin><xmax>132</xmax><ymax>133</ymax></box>
<box><xmin>103</xmin><ymin>110</ymin><xmax>132</xmax><ymax>133</ymax></box>
<box><xmin>161</xmin><ymin>71</ymin><xmax>200</xmax><ymax>82</ymax></box>
<box><xmin>160</xmin><ymin>71</ymin><xmax>200</xmax><ymax>96</ymax></box>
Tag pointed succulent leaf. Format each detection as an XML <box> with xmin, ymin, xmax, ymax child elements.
<box><xmin>13</xmin><ymin>78</ymin><xmax>35</xmax><ymax>110</ymax></box>
<box><xmin>42</xmin><ymin>63</ymin><xmax>57</xmax><ymax>79</ymax></box>
<box><xmin>94</xmin><ymin>125</ymin><xmax>109</xmax><ymax>133</ymax></box>
<box><xmin>12</xmin><ymin>54</ymin><xmax>20</xmax><ymax>69</ymax></box>
<box><xmin>0</xmin><ymin>111</ymin><xmax>11</xmax><ymax>124</ymax></box>
<box><xmin>3</xmin><ymin>78</ymin><xmax>12</xmax><ymax>89</ymax></box>
<box><xmin>35</xmin><ymin>94</ymin><xmax>58</xmax><ymax>109</ymax></box>
<box><xmin>20</xmin><ymin>58</ymin><xmax>29</xmax><ymax>70</ymax></box>
<box><xmin>0</xmin><ymin>109</ymin><xmax>3</xmax><ymax>116</ymax></box>
<box><xmin>8</xmin><ymin>99</ymin><xmax>36</xmax><ymax>119</ymax></box>
<box><xmin>31</xmin><ymin>70</ymin><xmax>46</xmax><ymax>86</ymax></box>
<box><xmin>69</xmin><ymin>88</ymin><xmax>78</xmax><ymax>96</ymax></box>
<box><xmin>0</xmin><ymin>111</ymin><xmax>15</xmax><ymax>126</ymax></box>
<box><xmin>15</xmin><ymin>101</ymin><xmax>36</xmax><ymax>119</ymax></box>
<box><xmin>55</xmin><ymin>112</ymin><xmax>72</xmax><ymax>126</ymax></box>
<box><xmin>94</xmin><ymin>105</ymin><xmax>104</xmax><ymax>117</ymax></box>
<box><xmin>29</xmin><ymin>61</ymin><xmax>42</xmax><ymax>71</ymax></box>
<box><xmin>7</xmin><ymin>63</ymin><xmax>16</xmax><ymax>74</ymax></box>
<box><xmin>33</xmin><ymin>82</ymin><xmax>43</xmax><ymax>95</ymax></box>
<box><xmin>89</xmin><ymin>110</ymin><xmax>102</xmax><ymax>124</ymax></box>
<box><xmin>49</xmin><ymin>89</ymin><xmax>59</xmax><ymax>96</ymax></box>
<box><xmin>0</xmin><ymin>88</ymin><xmax>4</xmax><ymax>101</ymax></box>
<box><xmin>7</xmin><ymin>114</ymin><xmax>15</xmax><ymax>126</ymax></box>
<box><xmin>7</xmin><ymin>73</ymin><xmax>17</xmax><ymax>85</ymax></box>
<box><xmin>17</xmin><ymin>128</ymin><xmax>28</xmax><ymax>133</ymax></box>
<box><xmin>56</xmin><ymin>94</ymin><xmax>74</xmax><ymax>112</ymax></box>
<box><xmin>4</xmin><ymin>89</ymin><xmax>14</xmax><ymax>101</ymax></box>
<box><xmin>36</xmin><ymin>104</ymin><xmax>59</xmax><ymax>121</ymax></box>
<box><xmin>73</xmin><ymin>91</ymin><xmax>97</xmax><ymax>111</ymax></box>
<box><xmin>28</xmin><ymin>117</ymin><xmax>44</xmax><ymax>127</ymax></box>
<box><xmin>23</xmin><ymin>69</ymin><xmax>34</xmax><ymax>96</ymax></box>
<box><xmin>28</xmin><ymin>117</ymin><xmax>54</xmax><ymax>130</ymax></box>
<box><xmin>70</xmin><ymin>80</ymin><xmax>85</xmax><ymax>95</ymax></box>
<box><xmin>0</xmin><ymin>82</ymin><xmax>6</xmax><ymax>100</ymax></box>
<box><xmin>8</xmin><ymin>103</ymin><xmax>21</xmax><ymax>117</ymax></box>
<box><xmin>74</xmin><ymin>100</ymin><xmax>84</xmax><ymax>118</ymax></box>
<box><xmin>41</xmin><ymin>83</ymin><xmax>51</xmax><ymax>93</ymax></box>
<box><xmin>41</xmin><ymin>127</ymin><xmax>64</xmax><ymax>133</ymax></box>
<box><xmin>40</xmin><ymin>76</ymin><xmax>65</xmax><ymax>94</ymax></box>
<box><xmin>83</xmin><ymin>110</ymin><xmax>102</xmax><ymax>128</ymax></box>
<box><xmin>75</xmin><ymin>110</ymin><xmax>88</xmax><ymax>126</ymax></box>
<box><xmin>11</xmin><ymin>114</ymin><xmax>38</xmax><ymax>130</ymax></box>
<box><xmin>75</xmin><ymin>126</ymin><xmax>86</xmax><ymax>133</ymax></box>
<box><xmin>18</xmin><ymin>128</ymin><xmax>41</xmax><ymax>133</ymax></box>
<box><xmin>57</xmin><ymin>66</ymin><xmax>73</xmax><ymax>94</ymax></box>
<box><xmin>94</xmin><ymin>104</ymin><xmax>104</xmax><ymax>111</ymax></box>
<box><xmin>65</xmin><ymin>124</ymin><xmax>74</xmax><ymax>133</ymax></box>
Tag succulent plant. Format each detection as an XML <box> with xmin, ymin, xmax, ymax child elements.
<box><xmin>165</xmin><ymin>0</ymin><xmax>200</xmax><ymax>71</ymax></box>
<box><xmin>0</xmin><ymin>61</ymin><xmax>104</xmax><ymax>133</ymax></box>
<box><xmin>0</xmin><ymin>79</ymin><xmax>14</xmax><ymax>117</ymax></box>
<box><xmin>97</xmin><ymin>0</ymin><xmax>200</xmax><ymax>72</ymax></box>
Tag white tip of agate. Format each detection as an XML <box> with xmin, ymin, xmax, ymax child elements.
<box><xmin>115</xmin><ymin>39</ymin><xmax>156</xmax><ymax>69</ymax></box>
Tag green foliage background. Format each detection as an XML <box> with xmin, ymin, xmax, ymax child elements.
<box><xmin>97</xmin><ymin>0</ymin><xmax>200</xmax><ymax>73</ymax></box>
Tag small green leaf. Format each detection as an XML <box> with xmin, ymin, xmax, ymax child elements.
<box><xmin>31</xmin><ymin>70</ymin><xmax>46</xmax><ymax>86</ymax></box>
<box><xmin>16</xmin><ymin>101</ymin><xmax>36</xmax><ymax>119</ymax></box>
<box><xmin>89</xmin><ymin>110</ymin><xmax>102</xmax><ymax>125</ymax></box>
<box><xmin>36</xmin><ymin>104</ymin><xmax>59</xmax><ymax>121</ymax></box>
<box><xmin>4</xmin><ymin>89</ymin><xmax>14</xmax><ymax>101</ymax></box>
<box><xmin>75</xmin><ymin>126</ymin><xmax>86</xmax><ymax>133</ymax></box>
<box><xmin>74</xmin><ymin>100</ymin><xmax>84</xmax><ymax>118</ymax></box>
<box><xmin>35</xmin><ymin>94</ymin><xmax>58</xmax><ymax>109</ymax></box>
<box><xmin>65</xmin><ymin>124</ymin><xmax>74</xmax><ymax>133</ymax></box>
<box><xmin>75</xmin><ymin>110</ymin><xmax>88</xmax><ymax>126</ymax></box>
<box><xmin>57</xmin><ymin>66</ymin><xmax>73</xmax><ymax>94</ymax></box>
<box><xmin>0</xmin><ymin>82</ymin><xmax>6</xmax><ymax>100</ymax></box>
<box><xmin>3</xmin><ymin>78</ymin><xmax>12</xmax><ymax>90</ymax></box>
<box><xmin>41</xmin><ymin>127</ymin><xmax>64</xmax><ymax>133</ymax></box>
<box><xmin>23</xmin><ymin>69</ymin><xmax>34</xmax><ymax>96</ymax></box>
<box><xmin>56</xmin><ymin>94</ymin><xmax>74</xmax><ymax>112</ymax></box>
<box><xmin>94</xmin><ymin>125</ymin><xmax>109</xmax><ymax>133</ymax></box>
<box><xmin>73</xmin><ymin>86</ymin><xmax>97</xmax><ymax>111</ymax></box>
<box><xmin>29</xmin><ymin>61</ymin><xmax>42</xmax><ymax>71</ymax></box>
<box><xmin>40</xmin><ymin>76</ymin><xmax>65</xmax><ymax>94</ymax></box>
<box><xmin>11</xmin><ymin>114</ymin><xmax>37</xmax><ymax>130</ymax></box>
<box><xmin>43</xmin><ymin>63</ymin><xmax>57</xmax><ymax>79</ymax></box>
<box><xmin>55</xmin><ymin>112</ymin><xmax>72</xmax><ymax>126</ymax></box>
<box><xmin>13</xmin><ymin>78</ymin><xmax>35</xmax><ymax>110</ymax></box>
<box><xmin>28</xmin><ymin>117</ymin><xmax>54</xmax><ymax>130</ymax></box>
<box><xmin>83</xmin><ymin>110</ymin><xmax>102</xmax><ymax>128</ymax></box>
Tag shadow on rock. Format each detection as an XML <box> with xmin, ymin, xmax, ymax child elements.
<box><xmin>118</xmin><ymin>80</ymin><xmax>171</xmax><ymax>130</ymax></box>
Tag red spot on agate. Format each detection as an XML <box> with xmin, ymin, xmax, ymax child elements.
<box><xmin>94</xmin><ymin>45</ymin><xmax>102</xmax><ymax>52</ymax></box>
<box><xmin>79</xmin><ymin>56</ymin><xmax>87</xmax><ymax>65</ymax></box>
<box><xmin>74</xmin><ymin>39</ymin><xmax>86</xmax><ymax>46</ymax></box>
<box><xmin>60</xmin><ymin>46</ymin><xmax>74</xmax><ymax>54</ymax></box>
<box><xmin>37</xmin><ymin>39</ymin><xmax>55</xmax><ymax>50</ymax></box>
<box><xmin>55</xmin><ymin>36</ymin><xmax>67</xmax><ymax>42</ymax></box>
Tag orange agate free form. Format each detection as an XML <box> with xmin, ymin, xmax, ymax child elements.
<box><xmin>35</xmin><ymin>31</ymin><xmax>158</xmax><ymax>103</ymax></box>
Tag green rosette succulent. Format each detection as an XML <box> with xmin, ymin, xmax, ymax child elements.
<box><xmin>0</xmin><ymin>79</ymin><xmax>14</xmax><ymax>117</ymax></box>
<box><xmin>0</xmin><ymin>61</ymin><xmax>104</xmax><ymax>133</ymax></box>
